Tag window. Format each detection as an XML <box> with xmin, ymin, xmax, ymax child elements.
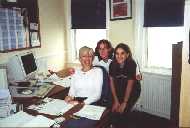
<box><xmin>134</xmin><ymin>0</ymin><xmax>188</xmax><ymax>74</ymax></box>
<box><xmin>73</xmin><ymin>29</ymin><xmax>107</xmax><ymax>59</ymax></box>
<box><xmin>147</xmin><ymin>27</ymin><xmax>185</xmax><ymax>69</ymax></box>
<box><xmin>69</xmin><ymin>0</ymin><xmax>108</xmax><ymax>61</ymax></box>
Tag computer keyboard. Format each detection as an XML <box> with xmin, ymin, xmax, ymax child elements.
<box><xmin>34</xmin><ymin>84</ymin><xmax>55</xmax><ymax>98</ymax></box>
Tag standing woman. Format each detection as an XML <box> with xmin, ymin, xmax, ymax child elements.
<box><xmin>109</xmin><ymin>43</ymin><xmax>141</xmax><ymax>127</ymax></box>
<box><xmin>93</xmin><ymin>39</ymin><xmax>114</xmax><ymax>72</ymax></box>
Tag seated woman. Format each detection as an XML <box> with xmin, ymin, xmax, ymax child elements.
<box><xmin>65</xmin><ymin>46</ymin><xmax>103</xmax><ymax>105</ymax></box>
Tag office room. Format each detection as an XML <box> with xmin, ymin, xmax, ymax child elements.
<box><xmin>0</xmin><ymin>0</ymin><xmax>190</xmax><ymax>128</ymax></box>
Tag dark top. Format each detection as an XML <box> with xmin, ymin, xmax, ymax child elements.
<box><xmin>109</xmin><ymin>59</ymin><xmax>140</xmax><ymax>103</ymax></box>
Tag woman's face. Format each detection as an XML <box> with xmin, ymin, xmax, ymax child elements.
<box><xmin>79</xmin><ymin>51</ymin><xmax>93</xmax><ymax>68</ymax></box>
<box><xmin>98</xmin><ymin>43</ymin><xmax>110</xmax><ymax>60</ymax></box>
<box><xmin>115</xmin><ymin>48</ymin><xmax>129</xmax><ymax>64</ymax></box>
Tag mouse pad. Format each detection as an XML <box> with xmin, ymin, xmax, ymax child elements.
<box><xmin>17</xmin><ymin>88</ymin><xmax>34</xmax><ymax>95</ymax></box>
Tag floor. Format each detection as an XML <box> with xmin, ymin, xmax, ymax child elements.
<box><xmin>110</xmin><ymin>110</ymin><xmax>172</xmax><ymax>128</ymax></box>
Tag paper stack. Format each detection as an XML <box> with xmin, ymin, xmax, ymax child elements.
<box><xmin>0</xmin><ymin>89</ymin><xmax>12</xmax><ymax>119</ymax></box>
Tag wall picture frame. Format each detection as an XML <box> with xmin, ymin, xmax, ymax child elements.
<box><xmin>110</xmin><ymin>0</ymin><xmax>132</xmax><ymax>20</ymax></box>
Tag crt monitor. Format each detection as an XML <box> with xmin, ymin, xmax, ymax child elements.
<box><xmin>7</xmin><ymin>52</ymin><xmax>38</xmax><ymax>83</ymax></box>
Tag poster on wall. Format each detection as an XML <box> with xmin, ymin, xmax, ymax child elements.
<box><xmin>0</xmin><ymin>0</ymin><xmax>40</xmax><ymax>52</ymax></box>
<box><xmin>0</xmin><ymin>8</ymin><xmax>29</xmax><ymax>52</ymax></box>
<box><xmin>110</xmin><ymin>0</ymin><xmax>132</xmax><ymax>20</ymax></box>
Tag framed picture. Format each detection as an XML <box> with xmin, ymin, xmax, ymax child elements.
<box><xmin>30</xmin><ymin>31</ymin><xmax>40</xmax><ymax>47</ymax></box>
<box><xmin>110</xmin><ymin>0</ymin><xmax>132</xmax><ymax>20</ymax></box>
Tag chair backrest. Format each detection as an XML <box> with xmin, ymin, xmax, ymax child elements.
<box><xmin>93</xmin><ymin>66</ymin><xmax>112</xmax><ymax>107</ymax></box>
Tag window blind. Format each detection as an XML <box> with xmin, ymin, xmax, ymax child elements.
<box><xmin>144</xmin><ymin>0</ymin><xmax>185</xmax><ymax>27</ymax></box>
<box><xmin>71</xmin><ymin>0</ymin><xmax>106</xmax><ymax>29</ymax></box>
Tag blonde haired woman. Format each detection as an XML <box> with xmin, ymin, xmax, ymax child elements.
<box><xmin>65</xmin><ymin>46</ymin><xmax>103</xmax><ymax>105</ymax></box>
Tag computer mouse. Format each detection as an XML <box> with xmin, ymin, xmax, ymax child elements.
<box><xmin>21</xmin><ymin>89</ymin><xmax>33</xmax><ymax>95</ymax></box>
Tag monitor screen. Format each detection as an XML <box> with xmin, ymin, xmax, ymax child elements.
<box><xmin>7</xmin><ymin>52</ymin><xmax>38</xmax><ymax>83</ymax></box>
<box><xmin>21</xmin><ymin>53</ymin><xmax>37</xmax><ymax>75</ymax></box>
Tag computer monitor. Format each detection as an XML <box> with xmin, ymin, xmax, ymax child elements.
<box><xmin>7</xmin><ymin>52</ymin><xmax>38</xmax><ymax>83</ymax></box>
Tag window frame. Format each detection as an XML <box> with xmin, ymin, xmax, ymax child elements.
<box><xmin>134</xmin><ymin>0</ymin><xmax>173</xmax><ymax>75</ymax></box>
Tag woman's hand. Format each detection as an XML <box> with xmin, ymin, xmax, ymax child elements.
<box><xmin>118</xmin><ymin>102</ymin><xmax>127</xmax><ymax>113</ymax></box>
<box><xmin>64</xmin><ymin>96</ymin><xmax>73</xmax><ymax>103</ymax></box>
<box><xmin>68</xmin><ymin>68</ymin><xmax>75</xmax><ymax>75</ymax></box>
<box><xmin>69</xmin><ymin>100</ymin><xmax>79</xmax><ymax>105</ymax></box>
<box><xmin>112</xmin><ymin>100</ymin><xmax>120</xmax><ymax>112</ymax></box>
<box><xmin>136</xmin><ymin>74</ymin><xmax>142</xmax><ymax>80</ymax></box>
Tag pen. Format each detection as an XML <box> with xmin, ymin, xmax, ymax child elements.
<box><xmin>70</xmin><ymin>115</ymin><xmax>80</xmax><ymax>120</ymax></box>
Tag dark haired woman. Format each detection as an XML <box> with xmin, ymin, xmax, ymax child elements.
<box><xmin>93</xmin><ymin>39</ymin><xmax>114</xmax><ymax>72</ymax></box>
<box><xmin>68</xmin><ymin>39</ymin><xmax>113</xmax><ymax>75</ymax></box>
<box><xmin>109</xmin><ymin>43</ymin><xmax>141</xmax><ymax>127</ymax></box>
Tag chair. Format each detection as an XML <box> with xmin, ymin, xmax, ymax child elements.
<box><xmin>93</xmin><ymin>65</ymin><xmax>112</xmax><ymax>108</ymax></box>
<box><xmin>62</xmin><ymin>66</ymin><xmax>112</xmax><ymax>128</ymax></box>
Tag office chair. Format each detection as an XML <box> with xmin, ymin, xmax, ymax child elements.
<box><xmin>93</xmin><ymin>65</ymin><xmax>112</xmax><ymax>108</ymax></box>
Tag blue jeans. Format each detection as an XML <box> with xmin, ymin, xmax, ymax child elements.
<box><xmin>62</xmin><ymin>117</ymin><xmax>97</xmax><ymax>128</ymax></box>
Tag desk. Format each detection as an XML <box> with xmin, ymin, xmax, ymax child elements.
<box><xmin>12</xmin><ymin>85</ymin><xmax>110</xmax><ymax>128</ymax></box>
<box><xmin>10</xmin><ymin>69</ymin><xmax>111</xmax><ymax>128</ymax></box>
<box><xmin>11</xmin><ymin>85</ymin><xmax>69</xmax><ymax>107</ymax></box>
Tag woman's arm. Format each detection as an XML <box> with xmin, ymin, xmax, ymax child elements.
<box><xmin>84</xmin><ymin>68</ymin><xmax>103</xmax><ymax>104</ymax></box>
<box><xmin>119</xmin><ymin>79</ymin><xmax>135</xmax><ymax>113</ymax></box>
<box><xmin>65</xmin><ymin>74</ymin><xmax>76</xmax><ymax>104</ymax></box>
<box><xmin>110</xmin><ymin>76</ymin><xmax>118</xmax><ymax>103</ymax></box>
<box><xmin>110</xmin><ymin>76</ymin><xmax>120</xmax><ymax>112</ymax></box>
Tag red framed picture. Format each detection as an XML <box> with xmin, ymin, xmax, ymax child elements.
<box><xmin>110</xmin><ymin>0</ymin><xmax>132</xmax><ymax>20</ymax></box>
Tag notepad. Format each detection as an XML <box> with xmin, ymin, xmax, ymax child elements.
<box><xmin>74</xmin><ymin>105</ymin><xmax>106</xmax><ymax>120</ymax></box>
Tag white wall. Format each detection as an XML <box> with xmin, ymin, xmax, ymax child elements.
<box><xmin>0</xmin><ymin>0</ymin><xmax>66</xmax><ymax>72</ymax></box>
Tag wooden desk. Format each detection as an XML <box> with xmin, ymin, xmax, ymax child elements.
<box><xmin>25</xmin><ymin>101</ymin><xmax>110</xmax><ymax>128</ymax></box>
<box><xmin>11</xmin><ymin>68</ymin><xmax>111</xmax><ymax>128</ymax></box>
<box><xmin>11</xmin><ymin>85</ymin><xmax>69</xmax><ymax>107</ymax></box>
<box><xmin>11</xmin><ymin>84</ymin><xmax>110</xmax><ymax>128</ymax></box>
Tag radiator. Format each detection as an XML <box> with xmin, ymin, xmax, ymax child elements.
<box><xmin>136</xmin><ymin>72</ymin><xmax>171</xmax><ymax>119</ymax></box>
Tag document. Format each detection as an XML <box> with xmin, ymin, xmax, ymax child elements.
<box><xmin>21</xmin><ymin>115</ymin><xmax>55</xmax><ymax>127</ymax></box>
<box><xmin>28</xmin><ymin>98</ymin><xmax>74</xmax><ymax>116</ymax></box>
<box><xmin>74</xmin><ymin>105</ymin><xmax>106</xmax><ymax>120</ymax></box>
<box><xmin>44</xmin><ymin>74</ymin><xmax>72</xmax><ymax>87</ymax></box>
<box><xmin>0</xmin><ymin>111</ymin><xmax>55</xmax><ymax>127</ymax></box>
<box><xmin>53</xmin><ymin>75</ymin><xmax>72</xmax><ymax>87</ymax></box>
